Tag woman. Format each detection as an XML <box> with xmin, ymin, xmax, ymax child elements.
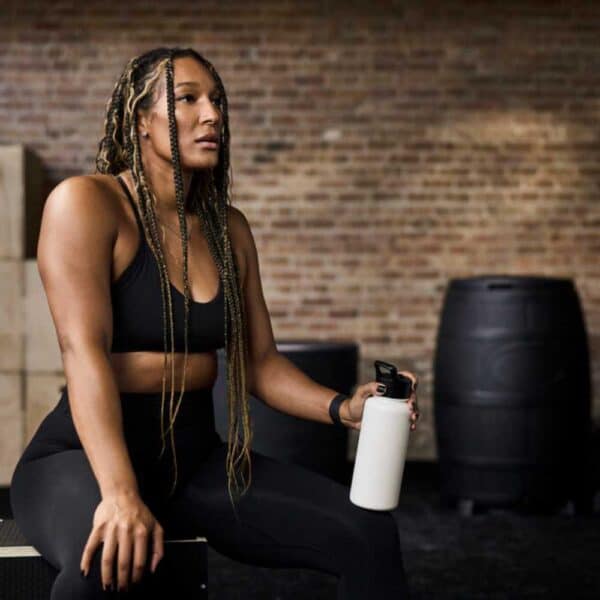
<box><xmin>10</xmin><ymin>47</ymin><xmax>420</xmax><ymax>599</ymax></box>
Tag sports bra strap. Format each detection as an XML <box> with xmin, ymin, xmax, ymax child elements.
<box><xmin>115</xmin><ymin>175</ymin><xmax>144</xmax><ymax>234</ymax></box>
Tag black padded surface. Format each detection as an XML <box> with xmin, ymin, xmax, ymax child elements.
<box><xmin>0</xmin><ymin>556</ymin><xmax>56</xmax><ymax>599</ymax></box>
<box><xmin>0</xmin><ymin>519</ymin><xmax>208</xmax><ymax>599</ymax></box>
<box><xmin>0</xmin><ymin>519</ymin><xmax>30</xmax><ymax>547</ymax></box>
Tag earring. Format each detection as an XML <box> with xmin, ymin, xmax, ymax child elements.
<box><xmin>142</xmin><ymin>132</ymin><xmax>149</xmax><ymax>138</ymax></box>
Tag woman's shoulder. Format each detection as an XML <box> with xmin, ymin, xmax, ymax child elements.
<box><xmin>226</xmin><ymin>204</ymin><xmax>254</xmax><ymax>246</ymax></box>
<box><xmin>47</xmin><ymin>173</ymin><xmax>124</xmax><ymax>220</ymax></box>
<box><xmin>54</xmin><ymin>173</ymin><xmax>121</xmax><ymax>202</ymax></box>
<box><xmin>42</xmin><ymin>174</ymin><xmax>123</xmax><ymax>241</ymax></box>
<box><xmin>226</xmin><ymin>204</ymin><xmax>252</xmax><ymax>258</ymax></box>
<box><xmin>49</xmin><ymin>173</ymin><xmax>121</xmax><ymax>205</ymax></box>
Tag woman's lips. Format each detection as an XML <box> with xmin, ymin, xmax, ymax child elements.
<box><xmin>195</xmin><ymin>140</ymin><xmax>218</xmax><ymax>149</ymax></box>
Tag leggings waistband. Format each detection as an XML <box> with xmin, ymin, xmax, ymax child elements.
<box><xmin>58</xmin><ymin>385</ymin><xmax>218</xmax><ymax>432</ymax></box>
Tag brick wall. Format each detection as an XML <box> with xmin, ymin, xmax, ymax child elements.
<box><xmin>1</xmin><ymin>1</ymin><xmax>599</xmax><ymax>460</ymax></box>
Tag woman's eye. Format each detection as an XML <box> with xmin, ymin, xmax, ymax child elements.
<box><xmin>177</xmin><ymin>94</ymin><xmax>221</xmax><ymax>107</ymax></box>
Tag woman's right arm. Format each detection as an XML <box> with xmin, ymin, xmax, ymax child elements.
<box><xmin>37</xmin><ymin>175</ymin><xmax>138</xmax><ymax>499</ymax></box>
<box><xmin>38</xmin><ymin>176</ymin><xmax>164</xmax><ymax>590</ymax></box>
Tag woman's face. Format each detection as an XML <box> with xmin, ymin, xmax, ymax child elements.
<box><xmin>138</xmin><ymin>56</ymin><xmax>223</xmax><ymax>172</ymax></box>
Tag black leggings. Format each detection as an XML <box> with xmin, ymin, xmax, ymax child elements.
<box><xmin>10</xmin><ymin>386</ymin><xmax>410</xmax><ymax>599</ymax></box>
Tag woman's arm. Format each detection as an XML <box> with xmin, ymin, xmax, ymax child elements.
<box><xmin>250</xmin><ymin>351</ymin><xmax>350</xmax><ymax>425</ymax></box>
<box><xmin>38</xmin><ymin>176</ymin><xmax>139</xmax><ymax>499</ymax></box>
<box><xmin>228</xmin><ymin>206</ymin><xmax>349</xmax><ymax>426</ymax></box>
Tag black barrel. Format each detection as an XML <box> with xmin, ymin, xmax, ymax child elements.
<box><xmin>213</xmin><ymin>340</ymin><xmax>358</xmax><ymax>483</ymax></box>
<box><xmin>433</xmin><ymin>275</ymin><xmax>592</xmax><ymax>512</ymax></box>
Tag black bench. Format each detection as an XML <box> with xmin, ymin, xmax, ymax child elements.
<box><xmin>0</xmin><ymin>518</ymin><xmax>208</xmax><ymax>598</ymax></box>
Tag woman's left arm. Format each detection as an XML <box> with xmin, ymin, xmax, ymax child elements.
<box><xmin>228</xmin><ymin>206</ymin><xmax>420</xmax><ymax>431</ymax></box>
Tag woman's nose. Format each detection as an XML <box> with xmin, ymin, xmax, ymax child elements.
<box><xmin>200</xmin><ymin>101</ymin><xmax>220</xmax><ymax>123</ymax></box>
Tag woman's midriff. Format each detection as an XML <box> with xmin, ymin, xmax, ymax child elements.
<box><xmin>110</xmin><ymin>351</ymin><xmax>219</xmax><ymax>393</ymax></box>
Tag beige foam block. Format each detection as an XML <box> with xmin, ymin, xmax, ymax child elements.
<box><xmin>0</xmin><ymin>372</ymin><xmax>23</xmax><ymax>486</ymax></box>
<box><xmin>0</xmin><ymin>260</ymin><xmax>24</xmax><ymax>371</ymax></box>
<box><xmin>25</xmin><ymin>373</ymin><xmax>65</xmax><ymax>447</ymax></box>
<box><xmin>0</xmin><ymin>144</ymin><xmax>45</xmax><ymax>260</ymax></box>
<box><xmin>25</xmin><ymin>259</ymin><xmax>62</xmax><ymax>372</ymax></box>
<box><xmin>0</xmin><ymin>145</ymin><xmax>24</xmax><ymax>260</ymax></box>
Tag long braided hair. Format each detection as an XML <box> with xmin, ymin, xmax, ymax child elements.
<box><xmin>94</xmin><ymin>47</ymin><xmax>252</xmax><ymax>516</ymax></box>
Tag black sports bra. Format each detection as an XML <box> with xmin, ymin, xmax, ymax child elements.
<box><xmin>110</xmin><ymin>175</ymin><xmax>225</xmax><ymax>353</ymax></box>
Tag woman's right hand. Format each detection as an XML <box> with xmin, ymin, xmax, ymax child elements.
<box><xmin>80</xmin><ymin>491</ymin><xmax>164</xmax><ymax>592</ymax></box>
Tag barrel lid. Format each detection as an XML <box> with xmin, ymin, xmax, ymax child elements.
<box><xmin>448</xmin><ymin>275</ymin><xmax>573</xmax><ymax>292</ymax></box>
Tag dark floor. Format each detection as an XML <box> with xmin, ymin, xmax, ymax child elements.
<box><xmin>2</xmin><ymin>461</ymin><xmax>599</xmax><ymax>600</ymax></box>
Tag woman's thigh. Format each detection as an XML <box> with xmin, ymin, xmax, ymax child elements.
<box><xmin>161</xmin><ymin>443</ymin><xmax>408</xmax><ymax>588</ymax></box>
<box><xmin>10</xmin><ymin>450</ymin><xmax>102</xmax><ymax>571</ymax></box>
<box><xmin>9</xmin><ymin>450</ymin><xmax>157</xmax><ymax>599</ymax></box>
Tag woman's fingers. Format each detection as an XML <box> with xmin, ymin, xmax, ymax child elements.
<box><xmin>116</xmin><ymin>525</ymin><xmax>133</xmax><ymax>592</ymax></box>
<box><xmin>80</xmin><ymin>496</ymin><xmax>162</xmax><ymax>590</ymax></box>
<box><xmin>362</xmin><ymin>381</ymin><xmax>383</xmax><ymax>397</ymax></box>
<box><xmin>398</xmin><ymin>370</ymin><xmax>418</xmax><ymax>390</ymax></box>
<box><xmin>80</xmin><ymin>527</ymin><xmax>101</xmax><ymax>578</ymax></box>
<box><xmin>150</xmin><ymin>523</ymin><xmax>164</xmax><ymax>574</ymax></box>
<box><xmin>132</xmin><ymin>526</ymin><xmax>149</xmax><ymax>584</ymax></box>
<box><xmin>357</xmin><ymin>376</ymin><xmax>419</xmax><ymax>432</ymax></box>
<box><xmin>407</xmin><ymin>387</ymin><xmax>420</xmax><ymax>432</ymax></box>
<box><xmin>101</xmin><ymin>526</ymin><xmax>118</xmax><ymax>591</ymax></box>
<box><xmin>409</xmin><ymin>404</ymin><xmax>417</xmax><ymax>430</ymax></box>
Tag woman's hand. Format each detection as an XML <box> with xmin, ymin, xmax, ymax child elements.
<box><xmin>80</xmin><ymin>490</ymin><xmax>164</xmax><ymax>592</ymax></box>
<box><xmin>342</xmin><ymin>371</ymin><xmax>420</xmax><ymax>431</ymax></box>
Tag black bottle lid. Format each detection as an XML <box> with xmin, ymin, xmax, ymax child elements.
<box><xmin>374</xmin><ymin>360</ymin><xmax>413</xmax><ymax>399</ymax></box>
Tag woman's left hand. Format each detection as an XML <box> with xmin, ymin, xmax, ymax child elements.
<box><xmin>342</xmin><ymin>371</ymin><xmax>420</xmax><ymax>431</ymax></box>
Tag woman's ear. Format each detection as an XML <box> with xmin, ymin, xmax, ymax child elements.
<box><xmin>136</xmin><ymin>121</ymin><xmax>149</xmax><ymax>138</ymax></box>
<box><xmin>137</xmin><ymin>110</ymin><xmax>152</xmax><ymax>140</ymax></box>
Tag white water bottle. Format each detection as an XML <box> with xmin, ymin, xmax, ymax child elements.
<box><xmin>350</xmin><ymin>360</ymin><xmax>413</xmax><ymax>511</ymax></box>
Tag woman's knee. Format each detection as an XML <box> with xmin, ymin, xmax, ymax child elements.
<box><xmin>52</xmin><ymin>547</ymin><xmax>153</xmax><ymax>600</ymax></box>
<box><xmin>343</xmin><ymin>505</ymin><xmax>403</xmax><ymax>558</ymax></box>
<box><xmin>51</xmin><ymin>560</ymin><xmax>105</xmax><ymax>600</ymax></box>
